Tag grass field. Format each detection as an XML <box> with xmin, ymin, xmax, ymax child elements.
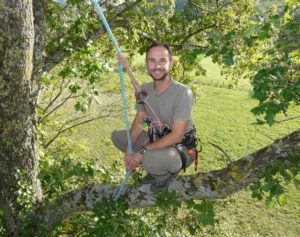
<box><xmin>58</xmin><ymin>57</ymin><xmax>300</xmax><ymax>236</ymax></box>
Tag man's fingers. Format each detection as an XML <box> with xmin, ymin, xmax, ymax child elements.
<box><xmin>127</xmin><ymin>159</ymin><xmax>138</xmax><ymax>171</ymax></box>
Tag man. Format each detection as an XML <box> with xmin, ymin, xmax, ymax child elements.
<box><xmin>111</xmin><ymin>41</ymin><xmax>196</xmax><ymax>191</ymax></box>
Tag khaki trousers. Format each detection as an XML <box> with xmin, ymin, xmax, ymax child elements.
<box><xmin>111</xmin><ymin>129</ymin><xmax>195</xmax><ymax>182</ymax></box>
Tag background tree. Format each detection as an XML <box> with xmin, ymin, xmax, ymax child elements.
<box><xmin>0</xmin><ymin>0</ymin><xmax>299</xmax><ymax>236</ymax></box>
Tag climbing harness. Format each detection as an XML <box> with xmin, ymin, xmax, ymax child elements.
<box><xmin>144</xmin><ymin>116</ymin><xmax>202</xmax><ymax>172</ymax></box>
<box><xmin>143</xmin><ymin>117</ymin><xmax>171</xmax><ymax>143</ymax></box>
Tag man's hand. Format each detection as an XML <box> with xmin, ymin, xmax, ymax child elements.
<box><xmin>124</xmin><ymin>151</ymin><xmax>142</xmax><ymax>171</ymax></box>
<box><xmin>123</xmin><ymin>150</ymin><xmax>130</xmax><ymax>170</ymax></box>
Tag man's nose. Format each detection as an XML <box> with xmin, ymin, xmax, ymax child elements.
<box><xmin>154</xmin><ymin>62</ymin><xmax>161</xmax><ymax>68</ymax></box>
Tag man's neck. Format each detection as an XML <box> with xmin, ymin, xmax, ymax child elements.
<box><xmin>153</xmin><ymin>76</ymin><xmax>172</xmax><ymax>94</ymax></box>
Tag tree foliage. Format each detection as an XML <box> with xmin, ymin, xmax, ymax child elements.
<box><xmin>41</xmin><ymin>0</ymin><xmax>299</xmax><ymax>125</ymax></box>
<box><xmin>0</xmin><ymin>0</ymin><xmax>299</xmax><ymax>236</ymax></box>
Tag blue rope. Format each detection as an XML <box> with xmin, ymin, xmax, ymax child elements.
<box><xmin>91</xmin><ymin>0</ymin><xmax>133</xmax><ymax>200</ymax></box>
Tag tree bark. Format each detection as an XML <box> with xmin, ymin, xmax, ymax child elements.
<box><xmin>35</xmin><ymin>128</ymin><xmax>300</xmax><ymax>232</ymax></box>
<box><xmin>0</xmin><ymin>0</ymin><xmax>41</xmax><ymax>235</ymax></box>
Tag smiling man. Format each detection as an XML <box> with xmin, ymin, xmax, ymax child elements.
<box><xmin>111</xmin><ymin>42</ymin><xmax>197</xmax><ymax>191</ymax></box>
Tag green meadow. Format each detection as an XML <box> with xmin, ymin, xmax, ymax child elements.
<box><xmin>59</xmin><ymin>57</ymin><xmax>300</xmax><ymax>236</ymax></box>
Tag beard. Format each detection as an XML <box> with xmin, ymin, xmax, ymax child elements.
<box><xmin>149</xmin><ymin>70</ymin><xmax>169</xmax><ymax>81</ymax></box>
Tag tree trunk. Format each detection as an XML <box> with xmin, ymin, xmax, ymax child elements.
<box><xmin>0</xmin><ymin>0</ymin><xmax>42</xmax><ymax>235</ymax></box>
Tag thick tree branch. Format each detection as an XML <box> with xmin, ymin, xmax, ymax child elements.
<box><xmin>35</xmin><ymin>129</ymin><xmax>300</xmax><ymax>231</ymax></box>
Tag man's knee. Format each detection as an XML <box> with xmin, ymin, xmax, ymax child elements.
<box><xmin>111</xmin><ymin>130</ymin><xmax>119</xmax><ymax>146</ymax></box>
<box><xmin>169</xmin><ymin>160</ymin><xmax>182</xmax><ymax>174</ymax></box>
<box><xmin>111</xmin><ymin>129</ymin><xmax>127</xmax><ymax>152</ymax></box>
<box><xmin>141</xmin><ymin>150</ymin><xmax>182</xmax><ymax>175</ymax></box>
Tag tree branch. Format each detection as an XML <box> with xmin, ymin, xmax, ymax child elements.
<box><xmin>40</xmin><ymin>78</ymin><xmax>72</xmax><ymax>117</ymax></box>
<box><xmin>42</xmin><ymin>100</ymin><xmax>123</xmax><ymax>149</ymax></box>
<box><xmin>44</xmin><ymin>0</ymin><xmax>143</xmax><ymax>72</ymax></box>
<box><xmin>39</xmin><ymin>93</ymin><xmax>74</xmax><ymax>124</ymax></box>
<box><xmin>43</xmin><ymin>112</ymin><xmax>112</xmax><ymax>149</ymax></box>
<box><xmin>35</xmin><ymin>129</ymin><xmax>300</xmax><ymax>231</ymax></box>
<box><xmin>181</xmin><ymin>24</ymin><xmax>216</xmax><ymax>44</ymax></box>
<box><xmin>251</xmin><ymin>116</ymin><xmax>300</xmax><ymax>126</ymax></box>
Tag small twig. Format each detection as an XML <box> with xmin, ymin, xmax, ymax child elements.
<box><xmin>251</xmin><ymin>116</ymin><xmax>300</xmax><ymax>126</ymax></box>
<box><xmin>39</xmin><ymin>93</ymin><xmax>73</xmax><ymax>124</ymax></box>
<box><xmin>256</xmin><ymin>129</ymin><xmax>274</xmax><ymax>141</ymax></box>
<box><xmin>208</xmin><ymin>142</ymin><xmax>233</xmax><ymax>163</ymax></box>
<box><xmin>276</xmin><ymin>116</ymin><xmax>300</xmax><ymax>124</ymax></box>
<box><xmin>43</xmin><ymin>114</ymin><xmax>112</xmax><ymax>149</ymax></box>
<box><xmin>44</xmin><ymin>78</ymin><xmax>71</xmax><ymax>114</ymax></box>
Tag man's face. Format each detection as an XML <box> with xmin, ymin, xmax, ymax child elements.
<box><xmin>146</xmin><ymin>46</ymin><xmax>173</xmax><ymax>81</ymax></box>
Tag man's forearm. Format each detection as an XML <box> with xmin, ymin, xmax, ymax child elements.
<box><xmin>130</xmin><ymin>127</ymin><xmax>143</xmax><ymax>145</ymax></box>
<box><xmin>129</xmin><ymin>111</ymin><xmax>147</xmax><ymax>145</ymax></box>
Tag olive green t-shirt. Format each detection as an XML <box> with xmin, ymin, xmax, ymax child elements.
<box><xmin>136</xmin><ymin>80</ymin><xmax>194</xmax><ymax>132</ymax></box>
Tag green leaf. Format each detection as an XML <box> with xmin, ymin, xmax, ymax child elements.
<box><xmin>69</xmin><ymin>84</ymin><xmax>81</xmax><ymax>94</ymax></box>
<box><xmin>258</xmin><ymin>24</ymin><xmax>271</xmax><ymax>40</ymax></box>
<box><xmin>265</xmin><ymin>111</ymin><xmax>276</xmax><ymax>125</ymax></box>
<box><xmin>265</xmin><ymin>198</ymin><xmax>274</xmax><ymax>208</ymax></box>
<box><xmin>282</xmin><ymin>90</ymin><xmax>294</xmax><ymax>102</ymax></box>
<box><xmin>295</xmin><ymin>81</ymin><xmax>300</xmax><ymax>93</ymax></box>
<box><xmin>262</xmin><ymin>182</ymin><xmax>274</xmax><ymax>192</ymax></box>
<box><xmin>222</xmin><ymin>50</ymin><xmax>234</xmax><ymax>66</ymax></box>
<box><xmin>59</xmin><ymin>66</ymin><xmax>72</xmax><ymax>78</ymax></box>
<box><xmin>278</xmin><ymin>194</ymin><xmax>287</xmax><ymax>206</ymax></box>
<box><xmin>251</xmin><ymin>103</ymin><xmax>266</xmax><ymax>115</ymax></box>
<box><xmin>244</xmin><ymin>25</ymin><xmax>256</xmax><ymax>38</ymax></box>
<box><xmin>87</xmin><ymin>166</ymin><xmax>94</xmax><ymax>176</ymax></box>
<box><xmin>271</xmin><ymin>15</ymin><xmax>281</xmax><ymax>28</ymax></box>
<box><xmin>75</xmin><ymin>102</ymin><xmax>81</xmax><ymax>111</ymax></box>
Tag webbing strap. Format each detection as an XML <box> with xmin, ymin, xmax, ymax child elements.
<box><xmin>91</xmin><ymin>0</ymin><xmax>132</xmax><ymax>200</ymax></box>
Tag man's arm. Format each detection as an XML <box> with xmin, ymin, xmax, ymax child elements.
<box><xmin>130</xmin><ymin>111</ymin><xmax>147</xmax><ymax>145</ymax></box>
<box><xmin>144</xmin><ymin>120</ymin><xmax>188</xmax><ymax>150</ymax></box>
<box><xmin>118</xmin><ymin>53</ymin><xmax>140</xmax><ymax>91</ymax></box>
<box><xmin>117</xmin><ymin>53</ymin><xmax>146</xmax><ymax>146</ymax></box>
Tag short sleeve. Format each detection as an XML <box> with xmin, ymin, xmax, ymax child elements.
<box><xmin>173</xmin><ymin>87</ymin><xmax>193</xmax><ymax>121</ymax></box>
